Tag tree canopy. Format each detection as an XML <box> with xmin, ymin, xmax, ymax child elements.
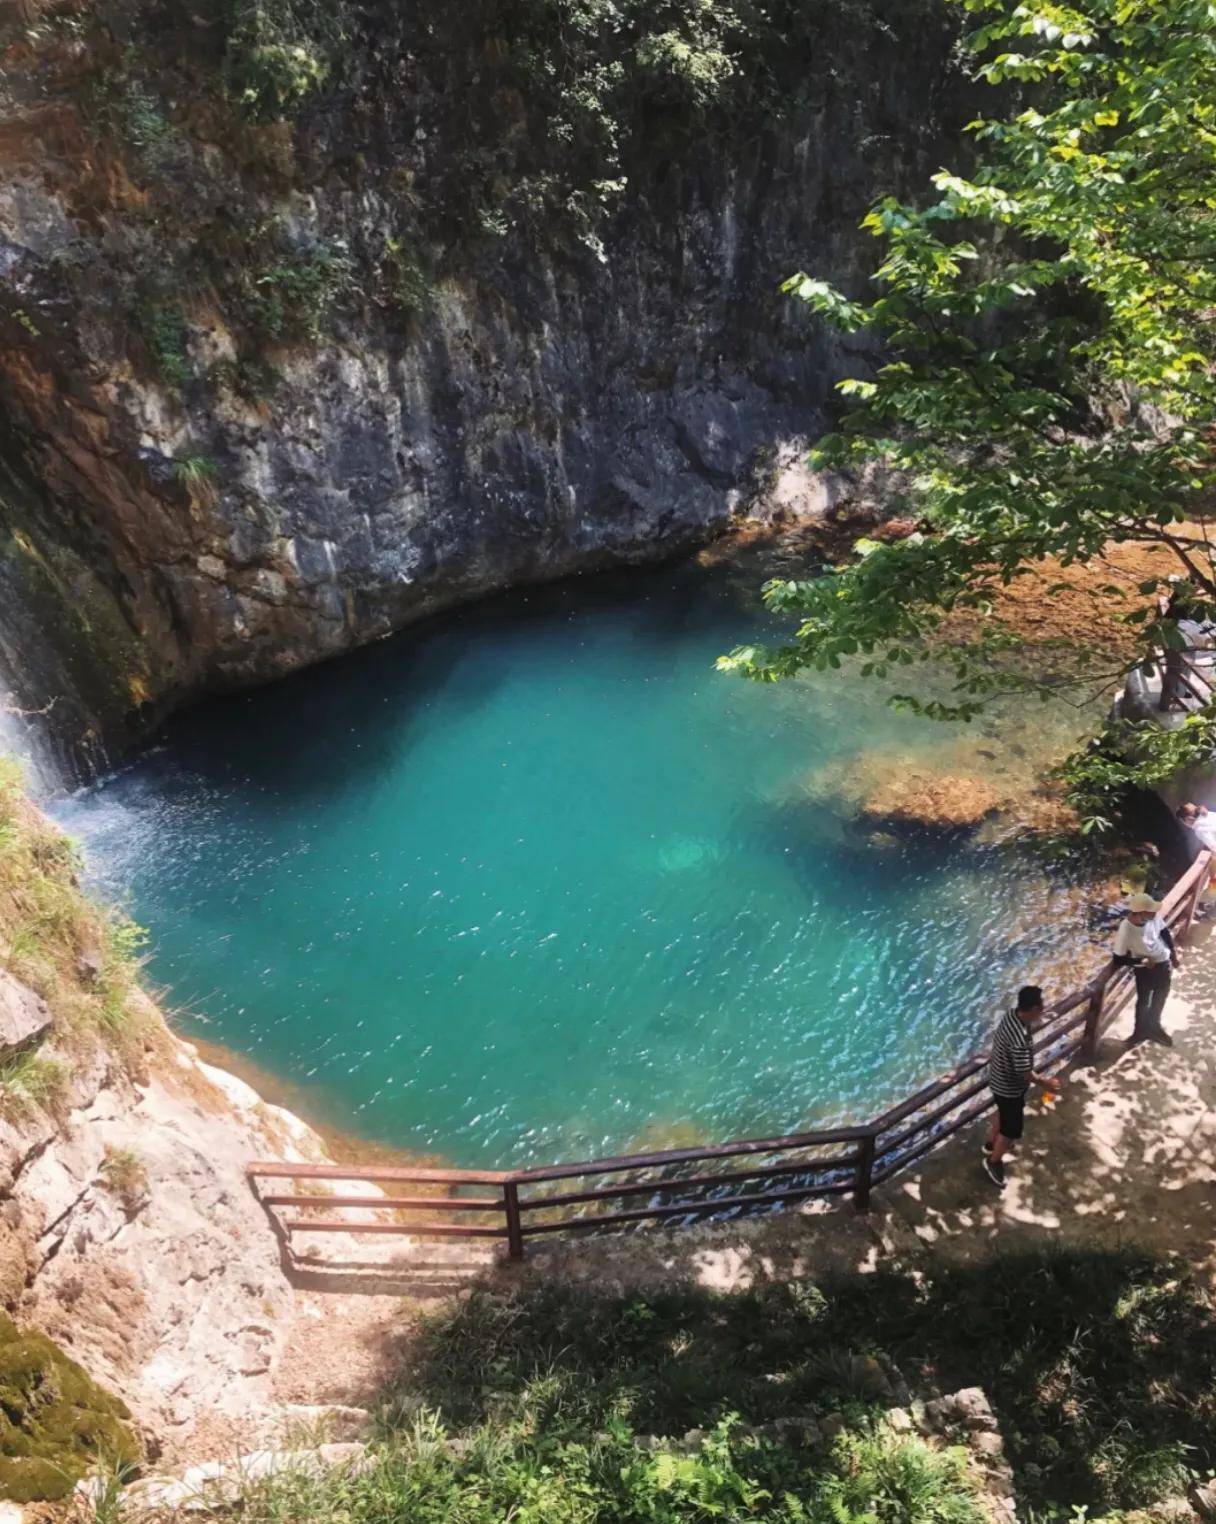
<box><xmin>721</xmin><ymin>0</ymin><xmax>1216</xmax><ymax>823</ymax></box>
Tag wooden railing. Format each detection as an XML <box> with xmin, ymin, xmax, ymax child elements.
<box><xmin>1159</xmin><ymin>649</ymin><xmax>1215</xmax><ymax>713</ymax></box>
<box><xmin>248</xmin><ymin>849</ymin><xmax>1212</xmax><ymax>1261</ymax></box>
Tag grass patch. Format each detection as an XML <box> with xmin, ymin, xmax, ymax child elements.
<box><xmin>215</xmin><ymin>1409</ymin><xmax>986</xmax><ymax>1524</ymax></box>
<box><xmin>82</xmin><ymin>66</ymin><xmax>179</xmax><ymax>176</ymax></box>
<box><xmin>136</xmin><ymin>302</ymin><xmax>191</xmax><ymax>387</ymax></box>
<box><xmin>0</xmin><ymin>1049</ymin><xmax>67</xmax><ymax>1115</ymax></box>
<box><xmin>97</xmin><ymin>1146</ymin><xmax>149</xmax><ymax>1215</ymax></box>
<box><xmin>381</xmin><ymin>236</ymin><xmax>431</xmax><ymax>321</ymax></box>
<box><xmin>389</xmin><ymin>1246</ymin><xmax>1215</xmax><ymax>1516</ymax></box>
<box><xmin>171</xmin><ymin>453</ymin><xmax>218</xmax><ymax>489</ymax></box>
<box><xmin>171</xmin><ymin>452</ymin><xmax>220</xmax><ymax>507</ymax></box>
<box><xmin>224</xmin><ymin>0</ymin><xmax>345</xmax><ymax>122</ymax></box>
<box><xmin>210</xmin><ymin>354</ymin><xmax>281</xmax><ymax>405</ymax></box>
<box><xmin>247</xmin><ymin>241</ymin><xmax>351</xmax><ymax>343</ymax></box>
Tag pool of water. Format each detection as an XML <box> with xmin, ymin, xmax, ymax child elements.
<box><xmin>56</xmin><ymin>555</ymin><xmax>1101</xmax><ymax>1166</ymax></box>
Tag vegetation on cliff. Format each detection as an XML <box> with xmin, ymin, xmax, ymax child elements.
<box><xmin>0</xmin><ymin>758</ymin><xmax>151</xmax><ymax>1117</ymax></box>
<box><xmin>21</xmin><ymin>0</ymin><xmax>949</xmax><ymax>385</ymax></box>
<box><xmin>721</xmin><ymin>0</ymin><xmax>1216</xmax><ymax>828</ymax></box>
<box><xmin>212</xmin><ymin>0</ymin><xmax>945</xmax><ymax>253</ymax></box>
<box><xmin>0</xmin><ymin>759</ymin><xmax>148</xmax><ymax>1505</ymax></box>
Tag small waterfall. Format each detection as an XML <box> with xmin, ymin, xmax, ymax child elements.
<box><xmin>0</xmin><ymin>516</ymin><xmax>116</xmax><ymax>796</ymax></box>
<box><xmin>0</xmin><ymin>678</ymin><xmax>56</xmax><ymax>796</ymax></box>
<box><xmin>0</xmin><ymin>683</ymin><xmax>113</xmax><ymax>796</ymax></box>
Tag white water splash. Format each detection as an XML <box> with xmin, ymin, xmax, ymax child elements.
<box><xmin>0</xmin><ymin>682</ymin><xmax>54</xmax><ymax>795</ymax></box>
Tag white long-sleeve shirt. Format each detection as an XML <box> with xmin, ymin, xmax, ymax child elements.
<box><xmin>1112</xmin><ymin>914</ymin><xmax>1173</xmax><ymax>966</ymax></box>
<box><xmin>1188</xmin><ymin>813</ymin><xmax>1216</xmax><ymax>852</ymax></box>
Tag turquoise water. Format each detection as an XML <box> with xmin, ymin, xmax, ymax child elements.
<box><xmin>57</xmin><ymin>558</ymin><xmax>1094</xmax><ymax>1166</ymax></box>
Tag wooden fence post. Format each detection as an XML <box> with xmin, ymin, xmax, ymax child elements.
<box><xmin>1178</xmin><ymin>859</ymin><xmax>1207</xmax><ymax>947</ymax></box>
<box><xmin>1159</xmin><ymin>648</ymin><xmax>1185</xmax><ymax>711</ymax></box>
<box><xmin>503</xmin><ymin>1181</ymin><xmax>524</xmax><ymax>1261</ymax></box>
<box><xmin>1081</xmin><ymin>982</ymin><xmax>1105</xmax><ymax>1060</ymax></box>
<box><xmin>852</xmin><ymin>1133</ymin><xmax>876</xmax><ymax>1213</ymax></box>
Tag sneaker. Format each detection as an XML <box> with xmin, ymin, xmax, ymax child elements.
<box><xmin>981</xmin><ymin>1138</ymin><xmax>994</xmax><ymax>1157</ymax></box>
<box><xmin>982</xmin><ymin>1155</ymin><xmax>1006</xmax><ymax>1190</ymax></box>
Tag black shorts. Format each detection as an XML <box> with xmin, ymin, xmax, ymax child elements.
<box><xmin>993</xmin><ymin>1091</ymin><xmax>1025</xmax><ymax>1141</ymax></box>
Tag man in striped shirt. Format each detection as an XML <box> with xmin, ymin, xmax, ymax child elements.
<box><xmin>983</xmin><ymin>985</ymin><xmax>1062</xmax><ymax>1190</ymax></box>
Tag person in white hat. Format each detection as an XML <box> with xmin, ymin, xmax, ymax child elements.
<box><xmin>1110</xmin><ymin>892</ymin><xmax>1177</xmax><ymax>1046</ymax></box>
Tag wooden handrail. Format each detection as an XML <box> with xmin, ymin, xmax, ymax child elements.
<box><xmin>519</xmin><ymin>1178</ymin><xmax>856</xmax><ymax>1236</ymax></box>
<box><xmin>246</xmin><ymin>848</ymin><xmax>1213</xmax><ymax>1263</ymax></box>
<box><xmin>260</xmin><ymin>1194</ymin><xmax>502</xmax><ymax>1211</ymax></box>
<box><xmin>512</xmin><ymin>1124</ymin><xmax>872</xmax><ymax>1185</ymax></box>
<box><xmin>246</xmin><ymin>1161</ymin><xmax>513</xmax><ymax>1185</ymax></box>
<box><xmin>515</xmin><ymin>1153</ymin><xmax>859</xmax><ymax>1213</ymax></box>
<box><xmin>288</xmin><ymin>1220</ymin><xmax>508</xmax><ymax>1238</ymax></box>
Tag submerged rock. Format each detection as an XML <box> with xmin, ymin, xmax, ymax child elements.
<box><xmin>656</xmin><ymin>838</ymin><xmax>722</xmax><ymax>874</ymax></box>
<box><xmin>857</xmin><ymin>773</ymin><xmax>1003</xmax><ymax>834</ymax></box>
<box><xmin>804</xmin><ymin>721</ymin><xmax>1091</xmax><ymax>844</ymax></box>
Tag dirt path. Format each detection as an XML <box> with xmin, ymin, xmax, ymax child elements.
<box><xmin>272</xmin><ymin>924</ymin><xmax>1216</xmax><ymax>1406</ymax></box>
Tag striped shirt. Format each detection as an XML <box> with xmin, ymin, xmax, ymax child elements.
<box><xmin>987</xmin><ymin>1009</ymin><xmax>1034</xmax><ymax>1098</ymax></box>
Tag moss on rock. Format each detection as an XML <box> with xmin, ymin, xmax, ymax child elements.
<box><xmin>0</xmin><ymin>1312</ymin><xmax>140</xmax><ymax>1502</ymax></box>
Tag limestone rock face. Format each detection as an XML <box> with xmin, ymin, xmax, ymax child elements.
<box><xmin>0</xmin><ymin>1</ymin><xmax>970</xmax><ymax>769</ymax></box>
<box><xmin>0</xmin><ymin>979</ymin><xmax>331</xmax><ymax>1453</ymax></box>
<box><xmin>0</xmin><ymin>973</ymin><xmax>50</xmax><ymax>1063</ymax></box>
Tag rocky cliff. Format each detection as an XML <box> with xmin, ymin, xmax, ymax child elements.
<box><xmin>0</xmin><ymin>0</ymin><xmax>966</xmax><ymax>769</ymax></box>
<box><xmin>0</xmin><ymin>767</ymin><xmax>333</xmax><ymax>1476</ymax></box>
<box><xmin>2</xmin><ymin>1017</ymin><xmax>329</xmax><ymax>1458</ymax></box>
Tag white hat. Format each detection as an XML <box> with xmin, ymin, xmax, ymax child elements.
<box><xmin>1127</xmin><ymin>892</ymin><xmax>1162</xmax><ymax>913</ymax></box>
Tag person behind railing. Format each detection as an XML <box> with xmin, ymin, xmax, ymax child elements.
<box><xmin>1155</xmin><ymin>577</ymin><xmax>1216</xmax><ymax>710</ymax></box>
<box><xmin>982</xmin><ymin>985</ymin><xmax>1063</xmax><ymax>1192</ymax></box>
<box><xmin>1110</xmin><ymin>892</ymin><xmax>1177</xmax><ymax>1048</ymax></box>
<box><xmin>1177</xmin><ymin>801</ymin><xmax>1216</xmax><ymax>853</ymax></box>
<box><xmin>1176</xmin><ymin>804</ymin><xmax>1216</xmax><ymax>921</ymax></box>
<box><xmin>1158</xmin><ymin>577</ymin><xmax>1216</xmax><ymax>648</ymax></box>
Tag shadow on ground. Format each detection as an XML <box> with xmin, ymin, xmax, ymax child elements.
<box><xmin>385</xmin><ymin>1243</ymin><xmax>1216</xmax><ymax>1516</ymax></box>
